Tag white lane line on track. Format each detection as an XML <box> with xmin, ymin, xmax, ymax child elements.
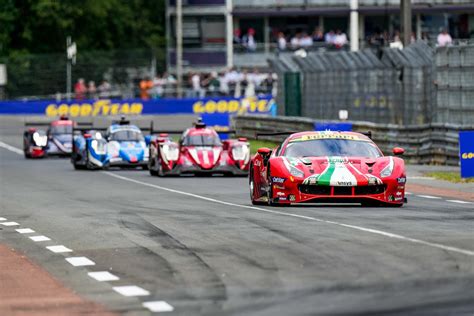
<box><xmin>0</xmin><ymin>141</ymin><xmax>23</xmax><ymax>155</ymax></box>
<box><xmin>46</xmin><ymin>245</ymin><xmax>73</xmax><ymax>253</ymax></box>
<box><xmin>29</xmin><ymin>235</ymin><xmax>51</xmax><ymax>242</ymax></box>
<box><xmin>446</xmin><ymin>200</ymin><xmax>471</xmax><ymax>204</ymax></box>
<box><xmin>1</xmin><ymin>221</ymin><xmax>20</xmax><ymax>226</ymax></box>
<box><xmin>143</xmin><ymin>301</ymin><xmax>174</xmax><ymax>313</ymax></box>
<box><xmin>88</xmin><ymin>271</ymin><xmax>120</xmax><ymax>282</ymax></box>
<box><xmin>103</xmin><ymin>171</ymin><xmax>474</xmax><ymax>257</ymax></box>
<box><xmin>16</xmin><ymin>228</ymin><xmax>35</xmax><ymax>234</ymax></box>
<box><xmin>66</xmin><ymin>257</ymin><xmax>95</xmax><ymax>267</ymax></box>
<box><xmin>0</xmin><ymin>217</ymin><xmax>7</xmax><ymax>221</ymax></box>
<box><xmin>417</xmin><ymin>195</ymin><xmax>442</xmax><ymax>199</ymax></box>
<box><xmin>113</xmin><ymin>286</ymin><xmax>150</xmax><ymax>297</ymax></box>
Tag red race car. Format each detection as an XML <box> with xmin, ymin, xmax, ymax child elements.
<box><xmin>250</xmin><ymin>131</ymin><xmax>407</xmax><ymax>207</ymax></box>
<box><xmin>148</xmin><ymin>120</ymin><xmax>250</xmax><ymax>176</ymax></box>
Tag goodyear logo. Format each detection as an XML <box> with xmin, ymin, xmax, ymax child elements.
<box><xmin>193</xmin><ymin>97</ymin><xmax>271</xmax><ymax>114</ymax></box>
<box><xmin>45</xmin><ymin>100</ymin><xmax>143</xmax><ymax>117</ymax></box>
<box><xmin>461</xmin><ymin>152</ymin><xmax>474</xmax><ymax>159</ymax></box>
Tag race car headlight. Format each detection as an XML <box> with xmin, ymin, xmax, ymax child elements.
<box><xmin>380</xmin><ymin>157</ymin><xmax>394</xmax><ymax>178</ymax></box>
<box><xmin>91</xmin><ymin>140</ymin><xmax>107</xmax><ymax>155</ymax></box>
<box><xmin>231</xmin><ymin>145</ymin><xmax>249</xmax><ymax>162</ymax></box>
<box><xmin>162</xmin><ymin>144</ymin><xmax>179</xmax><ymax>162</ymax></box>
<box><xmin>33</xmin><ymin>132</ymin><xmax>47</xmax><ymax>147</ymax></box>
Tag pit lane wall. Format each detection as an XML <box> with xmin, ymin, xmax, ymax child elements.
<box><xmin>233</xmin><ymin>115</ymin><xmax>474</xmax><ymax>166</ymax></box>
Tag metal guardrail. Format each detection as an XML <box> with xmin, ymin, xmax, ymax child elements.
<box><xmin>233</xmin><ymin>115</ymin><xmax>474</xmax><ymax>165</ymax></box>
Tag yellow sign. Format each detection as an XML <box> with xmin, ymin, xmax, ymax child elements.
<box><xmin>45</xmin><ymin>100</ymin><xmax>143</xmax><ymax>117</ymax></box>
<box><xmin>192</xmin><ymin>97</ymin><xmax>271</xmax><ymax>115</ymax></box>
<box><xmin>462</xmin><ymin>152</ymin><xmax>474</xmax><ymax>159</ymax></box>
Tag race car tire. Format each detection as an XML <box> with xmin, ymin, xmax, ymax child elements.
<box><xmin>73</xmin><ymin>163</ymin><xmax>86</xmax><ymax>170</ymax></box>
<box><xmin>24</xmin><ymin>151</ymin><xmax>31</xmax><ymax>159</ymax></box>
<box><xmin>148</xmin><ymin>152</ymin><xmax>160</xmax><ymax>176</ymax></box>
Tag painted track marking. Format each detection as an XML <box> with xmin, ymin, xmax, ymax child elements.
<box><xmin>0</xmin><ymin>217</ymin><xmax>7</xmax><ymax>221</ymax></box>
<box><xmin>104</xmin><ymin>172</ymin><xmax>474</xmax><ymax>257</ymax></box>
<box><xmin>46</xmin><ymin>245</ymin><xmax>73</xmax><ymax>253</ymax></box>
<box><xmin>88</xmin><ymin>271</ymin><xmax>120</xmax><ymax>282</ymax></box>
<box><xmin>29</xmin><ymin>235</ymin><xmax>51</xmax><ymax>242</ymax></box>
<box><xmin>66</xmin><ymin>257</ymin><xmax>95</xmax><ymax>266</ymax></box>
<box><xmin>143</xmin><ymin>301</ymin><xmax>174</xmax><ymax>312</ymax></box>
<box><xmin>16</xmin><ymin>228</ymin><xmax>35</xmax><ymax>234</ymax></box>
<box><xmin>417</xmin><ymin>195</ymin><xmax>442</xmax><ymax>199</ymax></box>
<box><xmin>0</xmin><ymin>141</ymin><xmax>23</xmax><ymax>155</ymax></box>
<box><xmin>113</xmin><ymin>286</ymin><xmax>150</xmax><ymax>297</ymax></box>
<box><xmin>1</xmin><ymin>221</ymin><xmax>19</xmax><ymax>226</ymax></box>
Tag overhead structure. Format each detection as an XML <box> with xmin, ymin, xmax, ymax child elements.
<box><xmin>401</xmin><ymin>0</ymin><xmax>412</xmax><ymax>47</ymax></box>
<box><xmin>350</xmin><ymin>0</ymin><xmax>359</xmax><ymax>51</ymax></box>
<box><xmin>176</xmin><ymin>0</ymin><xmax>183</xmax><ymax>98</ymax></box>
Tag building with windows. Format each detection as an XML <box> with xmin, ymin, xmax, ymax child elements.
<box><xmin>166</xmin><ymin>0</ymin><xmax>474</xmax><ymax>71</ymax></box>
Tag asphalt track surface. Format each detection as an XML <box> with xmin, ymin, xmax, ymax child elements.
<box><xmin>1</xmin><ymin>116</ymin><xmax>474</xmax><ymax>315</ymax></box>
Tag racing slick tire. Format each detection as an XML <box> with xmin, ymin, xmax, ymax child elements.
<box><xmin>73</xmin><ymin>163</ymin><xmax>87</xmax><ymax>170</ymax></box>
<box><xmin>148</xmin><ymin>151</ymin><xmax>163</xmax><ymax>176</ymax></box>
<box><xmin>249</xmin><ymin>166</ymin><xmax>266</xmax><ymax>206</ymax></box>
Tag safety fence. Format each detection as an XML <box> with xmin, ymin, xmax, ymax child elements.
<box><xmin>233</xmin><ymin>115</ymin><xmax>473</xmax><ymax>165</ymax></box>
<box><xmin>269</xmin><ymin>42</ymin><xmax>474</xmax><ymax>126</ymax></box>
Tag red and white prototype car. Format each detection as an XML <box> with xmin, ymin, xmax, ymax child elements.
<box><xmin>250</xmin><ymin>131</ymin><xmax>407</xmax><ymax>207</ymax></box>
<box><xmin>148</xmin><ymin>121</ymin><xmax>250</xmax><ymax>176</ymax></box>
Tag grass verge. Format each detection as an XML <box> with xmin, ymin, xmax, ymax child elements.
<box><xmin>425</xmin><ymin>171</ymin><xmax>474</xmax><ymax>183</ymax></box>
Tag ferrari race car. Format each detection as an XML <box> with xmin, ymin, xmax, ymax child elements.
<box><xmin>148</xmin><ymin>120</ymin><xmax>250</xmax><ymax>176</ymax></box>
<box><xmin>23</xmin><ymin>116</ymin><xmax>75</xmax><ymax>158</ymax></box>
<box><xmin>250</xmin><ymin>131</ymin><xmax>407</xmax><ymax>207</ymax></box>
<box><xmin>71</xmin><ymin>118</ymin><xmax>150</xmax><ymax>170</ymax></box>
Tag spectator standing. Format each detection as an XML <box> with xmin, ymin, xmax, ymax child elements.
<box><xmin>74</xmin><ymin>78</ymin><xmax>87</xmax><ymax>101</ymax></box>
<box><xmin>191</xmin><ymin>73</ymin><xmax>204</xmax><ymax>98</ymax></box>
<box><xmin>437</xmin><ymin>29</ymin><xmax>453</xmax><ymax>47</ymax></box>
<box><xmin>98</xmin><ymin>80</ymin><xmax>111</xmax><ymax>98</ymax></box>
<box><xmin>333</xmin><ymin>29</ymin><xmax>348</xmax><ymax>48</ymax></box>
<box><xmin>312</xmin><ymin>27</ymin><xmax>324</xmax><ymax>42</ymax></box>
<box><xmin>139</xmin><ymin>77</ymin><xmax>153</xmax><ymax>100</ymax></box>
<box><xmin>277</xmin><ymin>32</ymin><xmax>287</xmax><ymax>51</ymax></box>
<box><xmin>300</xmin><ymin>32</ymin><xmax>313</xmax><ymax>48</ymax></box>
<box><xmin>290</xmin><ymin>32</ymin><xmax>302</xmax><ymax>50</ymax></box>
<box><xmin>151</xmin><ymin>75</ymin><xmax>164</xmax><ymax>99</ymax></box>
<box><xmin>325</xmin><ymin>30</ymin><xmax>336</xmax><ymax>45</ymax></box>
<box><xmin>242</xmin><ymin>28</ymin><xmax>257</xmax><ymax>52</ymax></box>
<box><xmin>202</xmin><ymin>72</ymin><xmax>220</xmax><ymax>97</ymax></box>
<box><xmin>87</xmin><ymin>81</ymin><xmax>97</xmax><ymax>99</ymax></box>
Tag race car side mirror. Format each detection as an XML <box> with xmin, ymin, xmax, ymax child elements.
<box><xmin>257</xmin><ymin>147</ymin><xmax>272</xmax><ymax>156</ymax></box>
<box><xmin>393</xmin><ymin>147</ymin><xmax>405</xmax><ymax>155</ymax></box>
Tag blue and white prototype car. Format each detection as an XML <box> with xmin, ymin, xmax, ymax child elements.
<box><xmin>71</xmin><ymin>120</ymin><xmax>149</xmax><ymax>170</ymax></box>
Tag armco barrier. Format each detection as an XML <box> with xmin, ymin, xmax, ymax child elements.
<box><xmin>232</xmin><ymin>115</ymin><xmax>474</xmax><ymax>165</ymax></box>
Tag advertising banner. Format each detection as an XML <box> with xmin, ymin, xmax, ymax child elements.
<box><xmin>459</xmin><ymin>131</ymin><xmax>474</xmax><ymax>178</ymax></box>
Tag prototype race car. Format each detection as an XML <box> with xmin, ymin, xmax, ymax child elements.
<box><xmin>23</xmin><ymin>116</ymin><xmax>74</xmax><ymax>158</ymax></box>
<box><xmin>71</xmin><ymin>118</ymin><xmax>149</xmax><ymax>170</ymax></box>
<box><xmin>250</xmin><ymin>131</ymin><xmax>407</xmax><ymax>207</ymax></box>
<box><xmin>148</xmin><ymin>120</ymin><xmax>250</xmax><ymax>176</ymax></box>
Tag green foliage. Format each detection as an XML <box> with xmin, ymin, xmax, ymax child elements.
<box><xmin>425</xmin><ymin>171</ymin><xmax>474</xmax><ymax>183</ymax></box>
<box><xmin>0</xmin><ymin>0</ymin><xmax>166</xmax><ymax>56</ymax></box>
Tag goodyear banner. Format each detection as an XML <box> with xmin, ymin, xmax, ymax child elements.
<box><xmin>0</xmin><ymin>96</ymin><xmax>274</xmax><ymax>117</ymax></box>
<box><xmin>459</xmin><ymin>131</ymin><xmax>474</xmax><ymax>178</ymax></box>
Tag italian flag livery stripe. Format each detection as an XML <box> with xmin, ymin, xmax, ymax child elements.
<box><xmin>303</xmin><ymin>157</ymin><xmax>383</xmax><ymax>187</ymax></box>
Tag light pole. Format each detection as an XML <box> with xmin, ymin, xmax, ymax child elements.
<box><xmin>401</xmin><ymin>0</ymin><xmax>412</xmax><ymax>47</ymax></box>
<box><xmin>176</xmin><ymin>0</ymin><xmax>183</xmax><ymax>98</ymax></box>
<box><xmin>350</xmin><ymin>0</ymin><xmax>359</xmax><ymax>51</ymax></box>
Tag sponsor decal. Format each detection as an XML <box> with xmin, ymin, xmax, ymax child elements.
<box><xmin>395</xmin><ymin>197</ymin><xmax>403</xmax><ymax>201</ymax></box>
<box><xmin>397</xmin><ymin>177</ymin><xmax>406</xmax><ymax>184</ymax></box>
<box><xmin>288</xmin><ymin>195</ymin><xmax>296</xmax><ymax>201</ymax></box>
<box><xmin>279</xmin><ymin>197</ymin><xmax>287</xmax><ymax>201</ymax></box>
<box><xmin>336</xmin><ymin>181</ymin><xmax>353</xmax><ymax>186</ymax></box>
<box><xmin>254</xmin><ymin>160</ymin><xmax>261</xmax><ymax>167</ymax></box>
<box><xmin>273</xmin><ymin>184</ymin><xmax>285</xmax><ymax>190</ymax></box>
<box><xmin>290</xmin><ymin>133</ymin><xmax>367</xmax><ymax>143</ymax></box>
<box><xmin>303</xmin><ymin>174</ymin><xmax>319</xmax><ymax>185</ymax></box>
<box><xmin>396</xmin><ymin>191</ymin><xmax>402</xmax><ymax>196</ymax></box>
<box><xmin>272</xmin><ymin>177</ymin><xmax>286</xmax><ymax>184</ymax></box>
<box><xmin>397</xmin><ymin>185</ymin><xmax>405</xmax><ymax>190</ymax></box>
<box><xmin>46</xmin><ymin>100</ymin><xmax>143</xmax><ymax>117</ymax></box>
<box><xmin>388</xmin><ymin>195</ymin><xmax>394</xmax><ymax>201</ymax></box>
<box><xmin>193</xmin><ymin>97</ymin><xmax>272</xmax><ymax>115</ymax></box>
<box><xmin>461</xmin><ymin>152</ymin><xmax>474</xmax><ymax>159</ymax></box>
<box><xmin>277</xmin><ymin>192</ymin><xmax>286</xmax><ymax>197</ymax></box>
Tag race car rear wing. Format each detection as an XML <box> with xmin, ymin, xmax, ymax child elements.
<box><xmin>255</xmin><ymin>131</ymin><xmax>373</xmax><ymax>139</ymax></box>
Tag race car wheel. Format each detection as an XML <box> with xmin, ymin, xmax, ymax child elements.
<box><xmin>249</xmin><ymin>165</ymin><xmax>265</xmax><ymax>205</ymax></box>
<box><xmin>73</xmin><ymin>163</ymin><xmax>86</xmax><ymax>170</ymax></box>
<box><xmin>148</xmin><ymin>151</ymin><xmax>159</xmax><ymax>176</ymax></box>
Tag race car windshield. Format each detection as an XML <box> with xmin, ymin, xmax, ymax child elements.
<box><xmin>284</xmin><ymin>139</ymin><xmax>382</xmax><ymax>158</ymax></box>
<box><xmin>51</xmin><ymin>125</ymin><xmax>72</xmax><ymax>135</ymax></box>
<box><xmin>110</xmin><ymin>130</ymin><xmax>144</xmax><ymax>142</ymax></box>
<box><xmin>183</xmin><ymin>134</ymin><xmax>221</xmax><ymax>146</ymax></box>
